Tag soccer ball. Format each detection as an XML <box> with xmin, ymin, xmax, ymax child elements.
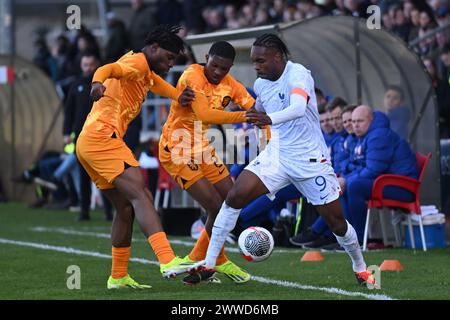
<box><xmin>238</xmin><ymin>226</ymin><xmax>274</xmax><ymax>262</ymax></box>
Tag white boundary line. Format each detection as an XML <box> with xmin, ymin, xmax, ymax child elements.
<box><xmin>31</xmin><ymin>226</ymin><xmax>298</xmax><ymax>254</ymax></box>
<box><xmin>0</xmin><ymin>237</ymin><xmax>394</xmax><ymax>300</ymax></box>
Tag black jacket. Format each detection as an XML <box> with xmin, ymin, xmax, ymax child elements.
<box><xmin>63</xmin><ymin>76</ymin><xmax>93</xmax><ymax>137</ymax></box>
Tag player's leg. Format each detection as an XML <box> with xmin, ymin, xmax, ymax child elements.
<box><xmin>183</xmin><ymin>169</ymin><xmax>272</xmax><ymax>284</ymax></box>
<box><xmin>101</xmin><ymin>188</ymin><xmax>150</xmax><ymax>289</ymax></box>
<box><xmin>205</xmin><ymin>169</ymin><xmax>270</xmax><ymax>265</ymax></box>
<box><xmin>186</xmin><ymin>177</ymin><xmax>224</xmax><ymax>236</ymax></box>
<box><xmin>112</xmin><ymin>166</ymin><xmax>198</xmax><ymax>277</ymax></box>
<box><xmin>183</xmin><ymin>177</ymin><xmax>227</xmax><ymax>263</ymax></box>
<box><xmin>296</xmin><ymin>174</ymin><xmax>378</xmax><ymax>287</ymax></box>
<box><xmin>185</xmin><ymin>175</ymin><xmax>250</xmax><ymax>283</ymax></box>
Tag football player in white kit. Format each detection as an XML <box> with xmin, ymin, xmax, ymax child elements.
<box><xmin>183</xmin><ymin>34</ymin><xmax>378</xmax><ymax>288</ymax></box>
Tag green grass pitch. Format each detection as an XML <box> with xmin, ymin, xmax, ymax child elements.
<box><xmin>1</xmin><ymin>202</ymin><xmax>449</xmax><ymax>300</ymax></box>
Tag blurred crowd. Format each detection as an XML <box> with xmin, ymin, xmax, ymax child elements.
<box><xmin>31</xmin><ymin>0</ymin><xmax>450</xmax><ymax>137</ymax></box>
<box><xmin>18</xmin><ymin>0</ymin><xmax>449</xmax><ymax>217</ymax></box>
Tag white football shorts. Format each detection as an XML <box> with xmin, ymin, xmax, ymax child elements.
<box><xmin>244</xmin><ymin>146</ymin><xmax>341</xmax><ymax>205</ymax></box>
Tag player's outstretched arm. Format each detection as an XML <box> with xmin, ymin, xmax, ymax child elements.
<box><xmin>90</xmin><ymin>63</ymin><xmax>124</xmax><ymax>101</ymax></box>
<box><xmin>151</xmin><ymin>73</ymin><xmax>195</xmax><ymax>106</ymax></box>
<box><xmin>191</xmin><ymin>92</ymin><xmax>247</xmax><ymax>125</ymax></box>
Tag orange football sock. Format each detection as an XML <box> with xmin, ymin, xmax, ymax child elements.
<box><xmin>189</xmin><ymin>229</ymin><xmax>228</xmax><ymax>265</ymax></box>
<box><xmin>148</xmin><ymin>232</ymin><xmax>175</xmax><ymax>264</ymax></box>
<box><xmin>111</xmin><ymin>246</ymin><xmax>131</xmax><ymax>279</ymax></box>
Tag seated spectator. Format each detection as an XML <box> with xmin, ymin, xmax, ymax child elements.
<box><xmin>338</xmin><ymin>106</ymin><xmax>419</xmax><ymax>244</ymax></box>
<box><xmin>383</xmin><ymin>85</ymin><xmax>411</xmax><ymax>140</ymax></box>
<box><xmin>12</xmin><ymin>151</ymin><xmax>71</xmax><ymax>208</ymax></box>
<box><xmin>334</xmin><ymin>104</ymin><xmax>358</xmax><ymax>176</ymax></box>
<box><xmin>318</xmin><ymin>103</ymin><xmax>339</xmax><ymax>147</ymax></box>
<box><xmin>326</xmin><ymin>96</ymin><xmax>348</xmax><ymax>169</ymax></box>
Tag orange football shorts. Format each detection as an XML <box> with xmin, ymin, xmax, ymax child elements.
<box><xmin>76</xmin><ymin>132</ymin><xmax>139</xmax><ymax>190</ymax></box>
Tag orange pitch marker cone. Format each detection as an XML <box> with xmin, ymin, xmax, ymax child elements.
<box><xmin>380</xmin><ymin>259</ymin><xmax>404</xmax><ymax>271</ymax></box>
<box><xmin>301</xmin><ymin>251</ymin><xmax>324</xmax><ymax>262</ymax></box>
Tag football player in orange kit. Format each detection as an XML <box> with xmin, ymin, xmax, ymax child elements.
<box><xmin>76</xmin><ymin>26</ymin><xmax>198</xmax><ymax>289</ymax></box>
<box><xmin>159</xmin><ymin>41</ymin><xmax>259</xmax><ymax>284</ymax></box>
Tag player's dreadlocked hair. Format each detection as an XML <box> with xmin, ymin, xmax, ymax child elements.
<box><xmin>144</xmin><ymin>25</ymin><xmax>184</xmax><ymax>54</ymax></box>
<box><xmin>253</xmin><ymin>34</ymin><xmax>290</xmax><ymax>59</ymax></box>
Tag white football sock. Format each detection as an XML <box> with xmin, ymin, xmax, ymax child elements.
<box><xmin>334</xmin><ymin>221</ymin><xmax>367</xmax><ymax>273</ymax></box>
<box><xmin>205</xmin><ymin>202</ymin><xmax>241</xmax><ymax>268</ymax></box>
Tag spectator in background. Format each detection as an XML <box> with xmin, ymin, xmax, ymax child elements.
<box><xmin>240</xmin><ymin>3</ymin><xmax>256</xmax><ymax>27</ymax></box>
<box><xmin>33</xmin><ymin>38</ymin><xmax>58</xmax><ymax>81</ymax></box>
<box><xmin>52</xmin><ymin>34</ymin><xmax>73</xmax><ymax>83</ymax></box>
<box><xmin>436</xmin><ymin>5</ymin><xmax>450</xmax><ymax>26</ymax></box>
<box><xmin>335</xmin><ymin>104</ymin><xmax>358</xmax><ymax>176</ymax></box>
<box><xmin>156</xmin><ymin>0</ymin><xmax>184</xmax><ymax>27</ymax></box>
<box><xmin>411</xmin><ymin>9</ymin><xmax>438</xmax><ymax>55</ymax></box>
<box><xmin>390</xmin><ymin>4</ymin><xmax>412</xmax><ymax>42</ymax></box>
<box><xmin>319</xmin><ymin>103</ymin><xmax>338</xmax><ymax>146</ymax></box>
<box><xmin>438</xmin><ymin>45</ymin><xmax>450</xmax><ymax>137</ymax></box>
<box><xmin>182</xmin><ymin>0</ymin><xmax>207</xmax><ymax>34</ymax></box>
<box><xmin>72</xmin><ymin>31</ymin><xmax>102</xmax><ymax>76</ymax></box>
<box><xmin>269</xmin><ymin>0</ymin><xmax>285</xmax><ymax>23</ymax></box>
<box><xmin>203</xmin><ymin>6</ymin><xmax>225</xmax><ymax>32</ymax></box>
<box><xmin>255</xmin><ymin>7</ymin><xmax>270</xmax><ymax>26</ymax></box>
<box><xmin>432</xmin><ymin>30</ymin><xmax>450</xmax><ymax>69</ymax></box>
<box><xmin>383</xmin><ymin>85</ymin><xmax>411</xmax><ymax>140</ymax></box>
<box><xmin>326</xmin><ymin>96</ymin><xmax>348</xmax><ymax>169</ymax></box>
<box><xmin>128</xmin><ymin>0</ymin><xmax>157</xmax><ymax>51</ymax></box>
<box><xmin>104</xmin><ymin>12</ymin><xmax>128</xmax><ymax>64</ymax></box>
<box><xmin>343</xmin><ymin>0</ymin><xmax>369</xmax><ymax>18</ymax></box>
<box><xmin>338</xmin><ymin>106</ymin><xmax>419</xmax><ymax>244</ymax></box>
<box><xmin>408</xmin><ymin>8</ymin><xmax>421</xmax><ymax>41</ymax></box>
<box><xmin>224</xmin><ymin>4</ymin><xmax>241</xmax><ymax>29</ymax></box>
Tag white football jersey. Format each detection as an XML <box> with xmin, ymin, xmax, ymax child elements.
<box><xmin>253</xmin><ymin>61</ymin><xmax>329</xmax><ymax>164</ymax></box>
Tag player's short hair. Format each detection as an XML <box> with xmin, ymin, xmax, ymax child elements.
<box><xmin>326</xmin><ymin>96</ymin><xmax>348</xmax><ymax>112</ymax></box>
<box><xmin>253</xmin><ymin>33</ymin><xmax>290</xmax><ymax>59</ymax></box>
<box><xmin>208</xmin><ymin>41</ymin><xmax>236</xmax><ymax>61</ymax></box>
<box><xmin>342</xmin><ymin>104</ymin><xmax>357</xmax><ymax>114</ymax></box>
<box><xmin>386</xmin><ymin>84</ymin><xmax>404</xmax><ymax>100</ymax></box>
<box><xmin>144</xmin><ymin>25</ymin><xmax>184</xmax><ymax>55</ymax></box>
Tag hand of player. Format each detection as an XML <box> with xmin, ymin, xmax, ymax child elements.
<box><xmin>178</xmin><ymin>86</ymin><xmax>195</xmax><ymax>107</ymax></box>
<box><xmin>245</xmin><ymin>109</ymin><xmax>272</xmax><ymax>128</ymax></box>
<box><xmin>90</xmin><ymin>82</ymin><xmax>106</xmax><ymax>101</ymax></box>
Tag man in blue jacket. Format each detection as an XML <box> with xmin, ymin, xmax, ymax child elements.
<box><xmin>338</xmin><ymin>105</ymin><xmax>419</xmax><ymax>244</ymax></box>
